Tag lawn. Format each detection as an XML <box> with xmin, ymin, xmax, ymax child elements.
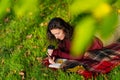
<box><xmin>0</xmin><ymin>0</ymin><xmax>120</xmax><ymax>80</ymax></box>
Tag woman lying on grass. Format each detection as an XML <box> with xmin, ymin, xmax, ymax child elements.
<box><xmin>42</xmin><ymin>17</ymin><xmax>120</xmax><ymax>79</ymax></box>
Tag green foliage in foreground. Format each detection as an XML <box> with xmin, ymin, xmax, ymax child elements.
<box><xmin>0</xmin><ymin>0</ymin><xmax>120</xmax><ymax>80</ymax></box>
<box><xmin>70</xmin><ymin>0</ymin><xmax>119</xmax><ymax>55</ymax></box>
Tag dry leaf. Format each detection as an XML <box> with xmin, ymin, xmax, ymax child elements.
<box><xmin>26</xmin><ymin>34</ymin><xmax>32</xmax><ymax>39</ymax></box>
<box><xmin>6</xmin><ymin>8</ymin><xmax>11</xmax><ymax>13</ymax></box>
<box><xmin>36</xmin><ymin>57</ymin><xmax>42</xmax><ymax>63</ymax></box>
<box><xmin>42</xmin><ymin>47</ymin><xmax>46</xmax><ymax>52</ymax></box>
<box><xmin>19</xmin><ymin>71</ymin><xmax>24</xmax><ymax>76</ymax></box>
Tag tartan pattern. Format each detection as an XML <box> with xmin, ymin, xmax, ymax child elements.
<box><xmin>78</xmin><ymin>55</ymin><xmax>120</xmax><ymax>79</ymax></box>
<box><xmin>42</xmin><ymin>43</ymin><xmax>120</xmax><ymax>79</ymax></box>
<box><xmin>42</xmin><ymin>54</ymin><xmax>120</xmax><ymax>78</ymax></box>
<box><xmin>42</xmin><ymin>57</ymin><xmax>50</xmax><ymax>67</ymax></box>
<box><xmin>90</xmin><ymin>60</ymin><xmax>119</xmax><ymax>73</ymax></box>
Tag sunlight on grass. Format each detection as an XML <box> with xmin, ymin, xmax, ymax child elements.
<box><xmin>0</xmin><ymin>0</ymin><xmax>120</xmax><ymax>80</ymax></box>
<box><xmin>13</xmin><ymin>0</ymin><xmax>39</xmax><ymax>18</ymax></box>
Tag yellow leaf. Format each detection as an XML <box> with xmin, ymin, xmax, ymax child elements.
<box><xmin>92</xmin><ymin>3</ymin><xmax>112</xmax><ymax>19</ymax></box>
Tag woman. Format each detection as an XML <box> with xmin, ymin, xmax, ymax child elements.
<box><xmin>42</xmin><ymin>17</ymin><xmax>103</xmax><ymax>65</ymax></box>
<box><xmin>42</xmin><ymin>17</ymin><xmax>120</xmax><ymax>79</ymax></box>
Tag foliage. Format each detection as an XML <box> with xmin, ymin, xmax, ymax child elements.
<box><xmin>70</xmin><ymin>0</ymin><xmax>119</xmax><ymax>55</ymax></box>
<box><xmin>0</xmin><ymin>0</ymin><xmax>120</xmax><ymax>80</ymax></box>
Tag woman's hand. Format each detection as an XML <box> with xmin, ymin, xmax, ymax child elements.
<box><xmin>47</xmin><ymin>49</ymin><xmax>55</xmax><ymax>64</ymax></box>
<box><xmin>48</xmin><ymin>57</ymin><xmax>55</xmax><ymax>64</ymax></box>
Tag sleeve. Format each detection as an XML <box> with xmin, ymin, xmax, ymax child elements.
<box><xmin>51</xmin><ymin>40</ymin><xmax>82</xmax><ymax>60</ymax></box>
<box><xmin>51</xmin><ymin>40</ymin><xmax>70</xmax><ymax>59</ymax></box>
<box><xmin>52</xmin><ymin>49</ymin><xmax>72</xmax><ymax>59</ymax></box>
<box><xmin>52</xmin><ymin>49</ymin><xmax>82</xmax><ymax>60</ymax></box>
<box><xmin>88</xmin><ymin>37</ymin><xmax>103</xmax><ymax>51</ymax></box>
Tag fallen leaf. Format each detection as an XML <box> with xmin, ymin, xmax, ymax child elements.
<box><xmin>26</xmin><ymin>34</ymin><xmax>32</xmax><ymax>39</ymax></box>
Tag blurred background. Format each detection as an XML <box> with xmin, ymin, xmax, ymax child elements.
<box><xmin>0</xmin><ymin>0</ymin><xmax>120</xmax><ymax>80</ymax></box>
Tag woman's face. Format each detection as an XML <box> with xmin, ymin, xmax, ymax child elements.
<box><xmin>50</xmin><ymin>28</ymin><xmax>65</xmax><ymax>40</ymax></box>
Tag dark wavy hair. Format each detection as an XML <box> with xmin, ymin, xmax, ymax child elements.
<box><xmin>47</xmin><ymin>17</ymin><xmax>73</xmax><ymax>41</ymax></box>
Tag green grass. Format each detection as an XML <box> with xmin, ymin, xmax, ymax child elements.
<box><xmin>0</xmin><ymin>0</ymin><xmax>120</xmax><ymax>80</ymax></box>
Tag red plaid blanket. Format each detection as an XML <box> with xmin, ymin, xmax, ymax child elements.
<box><xmin>77</xmin><ymin>43</ymin><xmax>120</xmax><ymax>78</ymax></box>
<box><xmin>77</xmin><ymin>58</ymin><xmax>120</xmax><ymax>79</ymax></box>
<box><xmin>42</xmin><ymin>56</ymin><xmax>120</xmax><ymax>78</ymax></box>
<box><xmin>42</xmin><ymin>43</ymin><xmax>120</xmax><ymax>79</ymax></box>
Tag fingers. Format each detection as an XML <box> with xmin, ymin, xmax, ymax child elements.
<box><xmin>48</xmin><ymin>57</ymin><xmax>55</xmax><ymax>64</ymax></box>
<box><xmin>52</xmin><ymin>57</ymin><xmax>55</xmax><ymax>61</ymax></box>
<box><xmin>49</xmin><ymin>56</ymin><xmax>55</xmax><ymax>60</ymax></box>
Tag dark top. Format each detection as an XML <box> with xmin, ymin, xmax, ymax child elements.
<box><xmin>52</xmin><ymin>37</ymin><xmax>103</xmax><ymax>60</ymax></box>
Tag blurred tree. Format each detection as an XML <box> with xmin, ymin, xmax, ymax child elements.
<box><xmin>70</xmin><ymin>0</ymin><xmax>120</xmax><ymax>55</ymax></box>
<box><xmin>0</xmin><ymin>0</ymin><xmax>120</xmax><ymax>56</ymax></box>
<box><xmin>0</xmin><ymin>0</ymin><xmax>12</xmax><ymax>19</ymax></box>
<box><xmin>0</xmin><ymin>0</ymin><xmax>39</xmax><ymax>20</ymax></box>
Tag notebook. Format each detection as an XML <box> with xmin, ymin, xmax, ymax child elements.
<box><xmin>48</xmin><ymin>58</ymin><xmax>67</xmax><ymax>68</ymax></box>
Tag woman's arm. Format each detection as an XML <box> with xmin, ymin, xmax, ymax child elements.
<box><xmin>52</xmin><ymin>49</ymin><xmax>82</xmax><ymax>60</ymax></box>
<box><xmin>51</xmin><ymin>37</ymin><xmax>103</xmax><ymax>60</ymax></box>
